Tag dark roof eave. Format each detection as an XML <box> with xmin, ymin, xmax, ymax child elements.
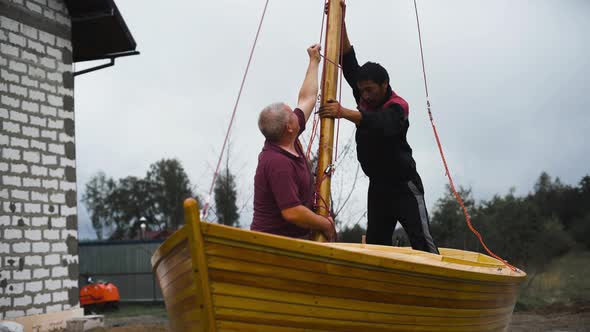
<box><xmin>65</xmin><ymin>0</ymin><xmax>138</xmax><ymax>63</ymax></box>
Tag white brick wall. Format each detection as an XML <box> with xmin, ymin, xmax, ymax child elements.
<box><xmin>5</xmin><ymin>311</ymin><xmax>26</xmax><ymax>319</ymax></box>
<box><xmin>0</xmin><ymin>216</ymin><xmax>10</xmax><ymax>227</ymax></box>
<box><xmin>14</xmin><ymin>295</ymin><xmax>33</xmax><ymax>307</ymax></box>
<box><xmin>13</xmin><ymin>242</ymin><xmax>31</xmax><ymax>253</ymax></box>
<box><xmin>23</xmin><ymin>150</ymin><xmax>40</xmax><ymax>162</ymax></box>
<box><xmin>32</xmin><ymin>242</ymin><xmax>50</xmax><ymax>253</ymax></box>
<box><xmin>26</xmin><ymin>281</ymin><xmax>43</xmax><ymax>293</ymax></box>
<box><xmin>22</xmin><ymin>100</ymin><xmax>39</xmax><ymax>112</ymax></box>
<box><xmin>45</xmin><ymin>279</ymin><xmax>61</xmax><ymax>290</ymax></box>
<box><xmin>26</xmin><ymin>307</ymin><xmax>43</xmax><ymax>316</ymax></box>
<box><xmin>51</xmin><ymin>217</ymin><xmax>65</xmax><ymax>228</ymax></box>
<box><xmin>51</xmin><ymin>266</ymin><xmax>67</xmax><ymax>278</ymax></box>
<box><xmin>43</xmin><ymin>178</ymin><xmax>58</xmax><ymax>189</ymax></box>
<box><xmin>52</xmin><ymin>291</ymin><xmax>67</xmax><ymax>302</ymax></box>
<box><xmin>11</xmin><ymin>137</ymin><xmax>29</xmax><ymax>148</ymax></box>
<box><xmin>31</xmin><ymin>191</ymin><xmax>48</xmax><ymax>201</ymax></box>
<box><xmin>3</xmin><ymin>121</ymin><xmax>20</xmax><ymax>134</ymax></box>
<box><xmin>3</xmin><ymin>175</ymin><xmax>22</xmax><ymax>186</ymax></box>
<box><xmin>4</xmin><ymin>229</ymin><xmax>23</xmax><ymax>239</ymax></box>
<box><xmin>13</xmin><ymin>269</ymin><xmax>32</xmax><ymax>280</ymax></box>
<box><xmin>22</xmin><ymin>125</ymin><xmax>40</xmax><ymax>137</ymax></box>
<box><xmin>12</xmin><ymin>189</ymin><xmax>29</xmax><ymax>200</ymax></box>
<box><xmin>31</xmin><ymin>139</ymin><xmax>47</xmax><ymax>151</ymax></box>
<box><xmin>33</xmin><ymin>268</ymin><xmax>50</xmax><ymax>279</ymax></box>
<box><xmin>51</xmin><ymin>242</ymin><xmax>67</xmax><ymax>253</ymax></box>
<box><xmin>7</xmin><ymin>282</ymin><xmax>24</xmax><ymax>295</ymax></box>
<box><xmin>62</xmin><ymin>279</ymin><xmax>77</xmax><ymax>289</ymax></box>
<box><xmin>0</xmin><ymin>297</ymin><xmax>11</xmax><ymax>307</ymax></box>
<box><xmin>24</xmin><ymin>202</ymin><xmax>42</xmax><ymax>213</ymax></box>
<box><xmin>26</xmin><ymin>255</ymin><xmax>42</xmax><ymax>266</ymax></box>
<box><xmin>41</xmin><ymin>104</ymin><xmax>56</xmax><ymax>116</ymax></box>
<box><xmin>1</xmin><ymin>1</ymin><xmax>78</xmax><ymax>320</ymax></box>
<box><xmin>46</xmin><ymin>304</ymin><xmax>62</xmax><ymax>313</ymax></box>
<box><xmin>42</xmin><ymin>153</ymin><xmax>57</xmax><ymax>165</ymax></box>
<box><xmin>3</xmin><ymin>147</ymin><xmax>21</xmax><ymax>159</ymax></box>
<box><xmin>44</xmin><ymin>254</ymin><xmax>60</xmax><ymax>265</ymax></box>
<box><xmin>25</xmin><ymin>229</ymin><xmax>42</xmax><ymax>240</ymax></box>
<box><xmin>31</xmin><ymin>216</ymin><xmax>45</xmax><ymax>227</ymax></box>
<box><xmin>34</xmin><ymin>293</ymin><xmax>51</xmax><ymax>305</ymax></box>
<box><xmin>23</xmin><ymin>177</ymin><xmax>41</xmax><ymax>187</ymax></box>
<box><xmin>44</xmin><ymin>229</ymin><xmax>59</xmax><ymax>240</ymax></box>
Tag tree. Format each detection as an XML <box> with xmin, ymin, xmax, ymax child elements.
<box><xmin>429</xmin><ymin>185</ymin><xmax>477</xmax><ymax>250</ymax></box>
<box><xmin>83</xmin><ymin>158</ymin><xmax>196</xmax><ymax>240</ymax></box>
<box><xmin>81</xmin><ymin>172</ymin><xmax>116</xmax><ymax>240</ymax></box>
<box><xmin>214</xmin><ymin>168</ymin><xmax>239</xmax><ymax>227</ymax></box>
<box><xmin>107</xmin><ymin>176</ymin><xmax>159</xmax><ymax>240</ymax></box>
<box><xmin>338</xmin><ymin>224</ymin><xmax>365</xmax><ymax>243</ymax></box>
<box><xmin>570</xmin><ymin>213</ymin><xmax>590</xmax><ymax>250</ymax></box>
<box><xmin>392</xmin><ymin>228</ymin><xmax>409</xmax><ymax>247</ymax></box>
<box><xmin>147</xmin><ymin>159</ymin><xmax>195</xmax><ymax>230</ymax></box>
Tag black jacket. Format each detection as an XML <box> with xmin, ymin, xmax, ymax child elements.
<box><xmin>342</xmin><ymin>47</ymin><xmax>420</xmax><ymax>182</ymax></box>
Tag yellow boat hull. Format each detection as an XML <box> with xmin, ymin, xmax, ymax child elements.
<box><xmin>151</xmin><ymin>199</ymin><xmax>526</xmax><ymax>331</ymax></box>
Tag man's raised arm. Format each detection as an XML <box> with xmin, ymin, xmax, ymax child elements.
<box><xmin>297</xmin><ymin>44</ymin><xmax>321</xmax><ymax>121</ymax></box>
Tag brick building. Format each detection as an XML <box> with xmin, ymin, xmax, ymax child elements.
<box><xmin>1</xmin><ymin>0</ymin><xmax>137</xmax><ymax>325</ymax></box>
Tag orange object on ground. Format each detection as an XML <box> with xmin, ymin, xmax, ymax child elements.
<box><xmin>80</xmin><ymin>281</ymin><xmax>120</xmax><ymax>307</ymax></box>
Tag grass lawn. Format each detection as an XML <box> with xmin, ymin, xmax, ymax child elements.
<box><xmin>517</xmin><ymin>249</ymin><xmax>590</xmax><ymax>309</ymax></box>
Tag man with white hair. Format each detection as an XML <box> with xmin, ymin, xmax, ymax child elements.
<box><xmin>251</xmin><ymin>44</ymin><xmax>335</xmax><ymax>241</ymax></box>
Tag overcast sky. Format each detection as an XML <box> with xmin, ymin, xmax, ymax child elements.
<box><xmin>73</xmin><ymin>0</ymin><xmax>590</xmax><ymax>239</ymax></box>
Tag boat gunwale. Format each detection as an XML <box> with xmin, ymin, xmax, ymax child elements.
<box><xmin>151</xmin><ymin>225</ymin><xmax>188</xmax><ymax>270</ymax></box>
<box><xmin>199</xmin><ymin>222</ymin><xmax>526</xmax><ymax>282</ymax></box>
<box><xmin>204</xmin><ymin>244</ymin><xmax>519</xmax><ymax>297</ymax></box>
<box><xmin>152</xmin><ymin>222</ymin><xmax>525</xmax><ymax>288</ymax></box>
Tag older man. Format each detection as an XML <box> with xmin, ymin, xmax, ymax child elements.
<box><xmin>251</xmin><ymin>44</ymin><xmax>335</xmax><ymax>241</ymax></box>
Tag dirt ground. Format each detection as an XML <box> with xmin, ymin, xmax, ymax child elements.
<box><xmin>91</xmin><ymin>304</ymin><xmax>590</xmax><ymax>332</ymax></box>
<box><xmin>509</xmin><ymin>304</ymin><xmax>590</xmax><ymax>332</ymax></box>
<box><xmin>90</xmin><ymin>314</ymin><xmax>167</xmax><ymax>332</ymax></box>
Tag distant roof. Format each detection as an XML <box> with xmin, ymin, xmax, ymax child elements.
<box><xmin>65</xmin><ymin>0</ymin><xmax>138</xmax><ymax>62</ymax></box>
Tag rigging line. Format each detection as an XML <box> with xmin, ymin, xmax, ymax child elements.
<box><xmin>306</xmin><ymin>0</ymin><xmax>329</xmax><ymax>160</ymax></box>
<box><xmin>333</xmin><ymin>0</ymin><xmax>346</xmax><ymax>163</ymax></box>
<box><xmin>412</xmin><ymin>0</ymin><xmax>516</xmax><ymax>271</ymax></box>
<box><xmin>334</xmin><ymin>129</ymin><xmax>355</xmax><ymax>169</ymax></box>
<box><xmin>202</xmin><ymin>0</ymin><xmax>271</xmax><ymax>219</ymax></box>
<box><xmin>335</xmin><ymin>162</ymin><xmax>360</xmax><ymax>216</ymax></box>
<box><xmin>313</xmin><ymin>0</ymin><xmax>332</xmax><ymax>150</ymax></box>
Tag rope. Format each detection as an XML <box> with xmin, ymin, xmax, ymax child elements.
<box><xmin>333</xmin><ymin>2</ymin><xmax>346</xmax><ymax>162</ymax></box>
<box><xmin>306</xmin><ymin>0</ymin><xmax>328</xmax><ymax>160</ymax></box>
<box><xmin>412</xmin><ymin>0</ymin><xmax>517</xmax><ymax>271</ymax></box>
<box><xmin>202</xmin><ymin>0</ymin><xmax>270</xmax><ymax>219</ymax></box>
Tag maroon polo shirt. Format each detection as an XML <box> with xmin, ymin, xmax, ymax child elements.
<box><xmin>251</xmin><ymin>108</ymin><xmax>313</xmax><ymax>238</ymax></box>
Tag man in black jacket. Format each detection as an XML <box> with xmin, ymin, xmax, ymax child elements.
<box><xmin>318</xmin><ymin>5</ymin><xmax>438</xmax><ymax>254</ymax></box>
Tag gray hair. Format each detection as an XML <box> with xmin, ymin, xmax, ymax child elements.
<box><xmin>258</xmin><ymin>102</ymin><xmax>289</xmax><ymax>142</ymax></box>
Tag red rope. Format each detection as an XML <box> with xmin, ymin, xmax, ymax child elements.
<box><xmin>202</xmin><ymin>0</ymin><xmax>270</xmax><ymax>219</ymax></box>
<box><xmin>333</xmin><ymin>2</ymin><xmax>346</xmax><ymax>162</ymax></box>
<box><xmin>306</xmin><ymin>0</ymin><xmax>329</xmax><ymax>160</ymax></box>
<box><xmin>412</xmin><ymin>0</ymin><xmax>517</xmax><ymax>271</ymax></box>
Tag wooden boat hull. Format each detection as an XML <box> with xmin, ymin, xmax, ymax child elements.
<box><xmin>152</xmin><ymin>199</ymin><xmax>526</xmax><ymax>332</ymax></box>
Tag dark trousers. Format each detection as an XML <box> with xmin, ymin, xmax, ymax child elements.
<box><xmin>366</xmin><ymin>178</ymin><xmax>439</xmax><ymax>254</ymax></box>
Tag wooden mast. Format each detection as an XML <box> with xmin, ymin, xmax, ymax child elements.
<box><xmin>313</xmin><ymin>0</ymin><xmax>343</xmax><ymax>242</ymax></box>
